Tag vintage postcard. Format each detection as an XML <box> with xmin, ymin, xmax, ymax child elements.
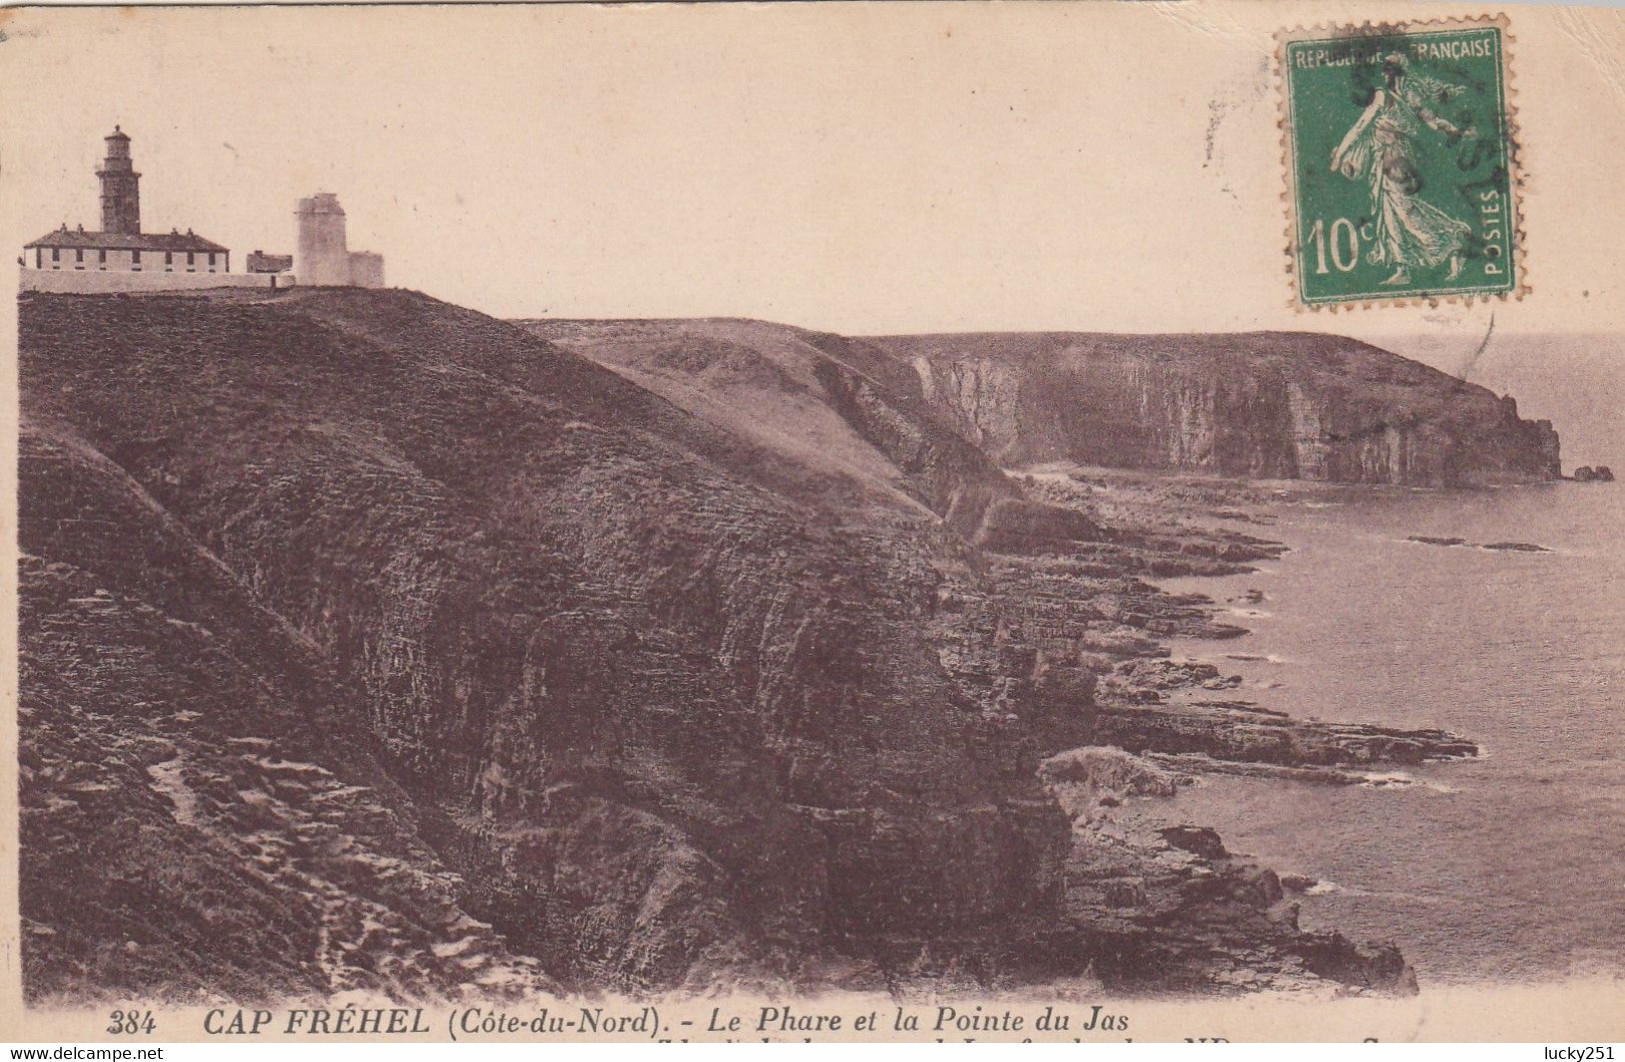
<box><xmin>1</xmin><ymin>0</ymin><xmax>1622</xmax><ymax>1047</ymax></box>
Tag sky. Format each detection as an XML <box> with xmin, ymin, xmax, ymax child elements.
<box><xmin>1</xmin><ymin>1</ymin><xmax>1622</xmax><ymax>458</ymax></box>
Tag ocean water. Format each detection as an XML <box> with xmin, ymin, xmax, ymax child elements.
<box><xmin>1159</xmin><ymin>483</ymin><xmax>1625</xmax><ymax>987</ymax></box>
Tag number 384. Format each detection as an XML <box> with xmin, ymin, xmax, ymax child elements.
<box><xmin>107</xmin><ymin>1009</ymin><xmax>157</xmax><ymax>1035</ymax></box>
<box><xmin>1306</xmin><ymin>217</ymin><xmax>1364</xmax><ymax>274</ymax></box>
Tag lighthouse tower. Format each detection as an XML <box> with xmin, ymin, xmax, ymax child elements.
<box><xmin>96</xmin><ymin>126</ymin><xmax>141</xmax><ymax>235</ymax></box>
<box><xmin>294</xmin><ymin>192</ymin><xmax>351</xmax><ymax>286</ymax></box>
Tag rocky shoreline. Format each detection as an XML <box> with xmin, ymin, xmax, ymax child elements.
<box><xmin>19</xmin><ymin>292</ymin><xmax>1519</xmax><ymax>1004</ymax></box>
<box><xmin>987</xmin><ymin>467</ymin><xmax>1477</xmax><ymax>997</ymax></box>
<box><xmin>1045</xmin><ymin>745</ymin><xmax>1415</xmax><ymax>996</ymax></box>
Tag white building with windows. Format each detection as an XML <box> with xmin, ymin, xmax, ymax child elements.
<box><xmin>26</xmin><ymin>224</ymin><xmax>231</xmax><ymax>276</ymax></box>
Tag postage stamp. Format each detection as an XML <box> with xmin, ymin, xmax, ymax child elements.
<box><xmin>1278</xmin><ymin>16</ymin><xmax>1522</xmax><ymax>307</ymax></box>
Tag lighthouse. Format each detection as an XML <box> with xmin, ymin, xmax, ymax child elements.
<box><xmin>96</xmin><ymin>126</ymin><xmax>141</xmax><ymax>235</ymax></box>
<box><xmin>20</xmin><ymin>128</ymin><xmax>382</xmax><ymax>293</ymax></box>
<box><xmin>294</xmin><ymin>192</ymin><xmax>385</xmax><ymax>287</ymax></box>
<box><xmin>295</xmin><ymin>193</ymin><xmax>350</xmax><ymax>286</ymax></box>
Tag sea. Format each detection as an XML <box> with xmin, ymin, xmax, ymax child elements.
<box><xmin>1158</xmin><ymin>482</ymin><xmax>1625</xmax><ymax>987</ymax></box>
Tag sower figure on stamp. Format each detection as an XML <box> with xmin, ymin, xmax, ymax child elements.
<box><xmin>1331</xmin><ymin>52</ymin><xmax>1475</xmax><ymax>285</ymax></box>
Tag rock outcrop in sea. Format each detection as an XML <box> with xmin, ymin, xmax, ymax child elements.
<box><xmin>20</xmin><ymin>292</ymin><xmax>1533</xmax><ymax>1004</ymax></box>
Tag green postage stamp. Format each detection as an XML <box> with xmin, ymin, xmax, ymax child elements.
<box><xmin>1279</xmin><ymin>16</ymin><xmax>1522</xmax><ymax>307</ymax></box>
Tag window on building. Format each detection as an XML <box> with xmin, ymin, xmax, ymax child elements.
<box><xmin>132</xmin><ymin>249</ymin><xmax>141</xmax><ymax>270</ymax></box>
<box><xmin>208</xmin><ymin>252</ymin><xmax>216</xmax><ymax>271</ymax></box>
<box><xmin>51</xmin><ymin>247</ymin><xmax>59</xmax><ymax>262</ymax></box>
<box><xmin>75</xmin><ymin>249</ymin><xmax>83</xmax><ymax>263</ymax></box>
<box><xmin>98</xmin><ymin>249</ymin><xmax>107</xmax><ymax>270</ymax></box>
<box><xmin>164</xmin><ymin>251</ymin><xmax>173</xmax><ymax>271</ymax></box>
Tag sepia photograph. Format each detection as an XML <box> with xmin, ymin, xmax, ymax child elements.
<box><xmin>1</xmin><ymin>0</ymin><xmax>1621</xmax><ymax>1045</ymax></box>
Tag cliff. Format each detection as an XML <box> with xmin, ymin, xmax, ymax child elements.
<box><xmin>21</xmin><ymin>291</ymin><xmax>1077</xmax><ymax>998</ymax></box>
<box><xmin>20</xmin><ymin>420</ymin><xmax>553</xmax><ymax>1004</ymax></box>
<box><xmin>21</xmin><ymin>291</ymin><xmax>1488</xmax><ymax>1003</ymax></box>
<box><xmin>866</xmin><ymin>331</ymin><xmax>1561</xmax><ymax>486</ymax></box>
<box><xmin>515</xmin><ymin>317</ymin><xmax>1015</xmax><ymax>536</ymax></box>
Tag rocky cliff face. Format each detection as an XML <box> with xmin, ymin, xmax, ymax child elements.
<box><xmin>21</xmin><ymin>292</ymin><xmax>1492</xmax><ymax>1003</ymax></box>
<box><xmin>515</xmin><ymin>318</ymin><xmax>1016</xmax><ymax>536</ymax></box>
<box><xmin>19</xmin><ymin>421</ymin><xmax>553</xmax><ymax>1004</ymax></box>
<box><xmin>868</xmin><ymin>331</ymin><xmax>1561</xmax><ymax>486</ymax></box>
<box><xmin>20</xmin><ymin>292</ymin><xmax>1083</xmax><ymax>998</ymax></box>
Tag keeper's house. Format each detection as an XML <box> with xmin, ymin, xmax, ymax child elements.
<box><xmin>27</xmin><ymin>224</ymin><xmax>231</xmax><ymax>276</ymax></box>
